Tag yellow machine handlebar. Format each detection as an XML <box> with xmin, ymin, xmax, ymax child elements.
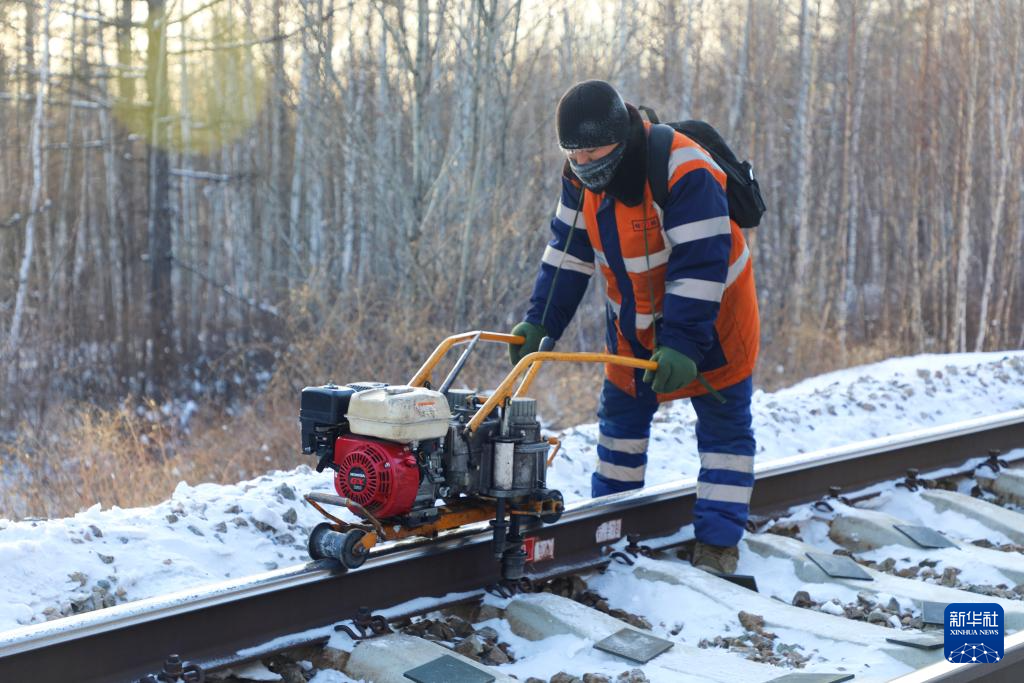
<box><xmin>466</xmin><ymin>350</ymin><xmax>656</xmax><ymax>433</ymax></box>
<box><xmin>407</xmin><ymin>331</ymin><xmax>526</xmax><ymax>388</ymax></box>
<box><xmin>406</xmin><ymin>331</ymin><xmax>657</xmax><ymax>435</ymax></box>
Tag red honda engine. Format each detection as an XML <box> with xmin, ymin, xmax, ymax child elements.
<box><xmin>332</xmin><ymin>435</ymin><xmax>420</xmax><ymax>518</ymax></box>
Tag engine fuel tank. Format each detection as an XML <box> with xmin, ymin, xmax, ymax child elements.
<box><xmin>346</xmin><ymin>385</ymin><xmax>451</xmax><ymax>443</ymax></box>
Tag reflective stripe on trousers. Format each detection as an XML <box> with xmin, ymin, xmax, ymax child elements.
<box><xmin>592</xmin><ymin>374</ymin><xmax>755</xmax><ymax>547</ymax></box>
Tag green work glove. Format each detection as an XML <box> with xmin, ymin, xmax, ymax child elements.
<box><xmin>642</xmin><ymin>346</ymin><xmax>698</xmax><ymax>394</ymax></box>
<box><xmin>508</xmin><ymin>321</ymin><xmax>546</xmax><ymax>365</ymax></box>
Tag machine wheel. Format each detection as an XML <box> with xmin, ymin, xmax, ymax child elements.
<box><xmin>340</xmin><ymin>529</ymin><xmax>370</xmax><ymax>569</ymax></box>
<box><xmin>307</xmin><ymin>522</ymin><xmax>336</xmax><ymax>561</ymax></box>
<box><xmin>539</xmin><ymin>490</ymin><xmax>564</xmax><ymax>524</ymax></box>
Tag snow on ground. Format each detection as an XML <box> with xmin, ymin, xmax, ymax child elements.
<box><xmin>587</xmin><ymin>557</ymin><xmax>913</xmax><ymax>681</ymax></box>
<box><xmin>0</xmin><ymin>350</ymin><xmax>1021</xmax><ymax>633</ymax></box>
<box><xmin>0</xmin><ymin>469</ymin><xmax>340</xmax><ymax>629</ymax></box>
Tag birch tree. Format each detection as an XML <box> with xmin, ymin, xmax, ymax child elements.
<box><xmin>146</xmin><ymin>0</ymin><xmax>175</xmax><ymax>392</ymax></box>
<box><xmin>786</xmin><ymin>0</ymin><xmax>814</xmax><ymax>341</ymax></box>
<box><xmin>951</xmin><ymin>1</ymin><xmax>979</xmax><ymax>352</ymax></box>
<box><xmin>6</xmin><ymin>0</ymin><xmax>50</xmax><ymax>361</ymax></box>
<box><xmin>973</xmin><ymin>1</ymin><xmax>1021</xmax><ymax>351</ymax></box>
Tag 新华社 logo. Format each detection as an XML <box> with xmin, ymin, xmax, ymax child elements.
<box><xmin>944</xmin><ymin>603</ymin><xmax>1004</xmax><ymax>663</ymax></box>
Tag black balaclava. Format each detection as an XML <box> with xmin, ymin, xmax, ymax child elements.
<box><xmin>556</xmin><ymin>80</ymin><xmax>630</xmax><ymax>191</ymax></box>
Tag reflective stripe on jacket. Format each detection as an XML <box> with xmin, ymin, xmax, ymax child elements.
<box><xmin>526</xmin><ymin>122</ymin><xmax>759</xmax><ymax>401</ymax></box>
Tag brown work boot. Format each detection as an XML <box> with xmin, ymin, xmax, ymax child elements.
<box><xmin>691</xmin><ymin>541</ymin><xmax>739</xmax><ymax>575</ymax></box>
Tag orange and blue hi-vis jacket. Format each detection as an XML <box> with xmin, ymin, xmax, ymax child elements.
<box><xmin>525</xmin><ymin>110</ymin><xmax>760</xmax><ymax>401</ymax></box>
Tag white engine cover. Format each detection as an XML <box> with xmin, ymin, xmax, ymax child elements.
<box><xmin>345</xmin><ymin>385</ymin><xmax>451</xmax><ymax>443</ymax></box>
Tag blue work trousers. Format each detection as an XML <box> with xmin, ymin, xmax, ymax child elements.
<box><xmin>591</xmin><ymin>374</ymin><xmax>755</xmax><ymax>547</ymax></box>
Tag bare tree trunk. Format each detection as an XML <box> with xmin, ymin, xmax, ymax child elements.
<box><xmin>996</xmin><ymin>158</ymin><xmax>1023</xmax><ymax>346</ymax></box>
<box><xmin>834</xmin><ymin>1</ymin><xmax>860</xmax><ymax>362</ymax></box>
<box><xmin>56</xmin><ymin>0</ymin><xmax>81</xmax><ymax>340</ymax></box>
<box><xmin>146</xmin><ymin>0</ymin><xmax>174</xmax><ymax>394</ymax></box>
<box><xmin>787</xmin><ymin>0</ymin><xmax>814</xmax><ymax>341</ymax></box>
<box><xmin>453</xmin><ymin>0</ymin><xmax>483</xmax><ymax>327</ymax></box>
<box><xmin>379</xmin><ymin>0</ymin><xmax>440</xmax><ymax>232</ymax></box>
<box><xmin>7</xmin><ymin>0</ymin><xmax>50</xmax><ymax>358</ymax></box>
<box><xmin>96</xmin><ymin>0</ymin><xmax>121</xmax><ymax>360</ymax></box>
<box><xmin>842</xmin><ymin>3</ymin><xmax>874</xmax><ymax>343</ymax></box>
<box><xmin>304</xmin><ymin>0</ymin><xmax>329</xmax><ymax>282</ymax></box>
<box><xmin>904</xmin><ymin>0</ymin><xmax>934</xmax><ymax>351</ymax></box>
<box><xmin>951</xmin><ymin>7</ymin><xmax>979</xmax><ymax>353</ymax></box>
<box><xmin>660</xmin><ymin>1</ymin><xmax>678</xmax><ymax>105</ymax></box>
<box><xmin>176</xmin><ymin>0</ymin><xmax>198</xmax><ymax>358</ymax></box>
<box><xmin>727</xmin><ymin>0</ymin><xmax>753</xmax><ymax>136</ymax></box>
<box><xmin>115</xmin><ymin>0</ymin><xmax>137</xmax><ymax>381</ymax></box>
<box><xmin>974</xmin><ymin>3</ymin><xmax>1019</xmax><ymax>351</ymax></box>
<box><xmin>268</xmin><ymin>0</ymin><xmax>289</xmax><ymax>298</ymax></box>
<box><xmin>454</xmin><ymin>0</ymin><xmax>499</xmax><ymax>328</ymax></box>
<box><xmin>362</xmin><ymin>8</ymin><xmax>391</xmax><ymax>288</ymax></box>
<box><xmin>612</xmin><ymin>0</ymin><xmax>637</xmax><ymax>88</ymax></box>
<box><xmin>74</xmin><ymin>126</ymin><xmax>89</xmax><ymax>339</ymax></box>
<box><xmin>289</xmin><ymin>39</ymin><xmax>312</xmax><ymax>274</ymax></box>
<box><xmin>338</xmin><ymin>2</ymin><xmax>362</xmax><ymax>287</ymax></box>
<box><xmin>679</xmin><ymin>0</ymin><xmax>702</xmax><ymax>118</ymax></box>
<box><xmin>561</xmin><ymin>7</ymin><xmax>575</xmax><ymax>83</ymax></box>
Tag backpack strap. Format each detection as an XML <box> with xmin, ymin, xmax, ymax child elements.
<box><xmin>637</xmin><ymin>105</ymin><xmax>661</xmax><ymax>124</ymax></box>
<box><xmin>646</xmin><ymin>123</ymin><xmax>675</xmax><ymax>210</ymax></box>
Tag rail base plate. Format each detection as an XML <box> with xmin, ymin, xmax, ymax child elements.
<box><xmin>922</xmin><ymin>600</ymin><xmax>948</xmax><ymax>625</ymax></box>
<box><xmin>403</xmin><ymin>654</ymin><xmax>495</xmax><ymax>683</ymax></box>
<box><xmin>806</xmin><ymin>552</ymin><xmax>873</xmax><ymax>580</ymax></box>
<box><xmin>593</xmin><ymin>628</ymin><xmax>674</xmax><ymax>664</ymax></box>
<box><xmin>886</xmin><ymin>633</ymin><xmax>945</xmax><ymax>650</ymax></box>
<box><xmin>720</xmin><ymin>573</ymin><xmax>758</xmax><ymax>591</ymax></box>
<box><xmin>894</xmin><ymin>524</ymin><xmax>958</xmax><ymax>549</ymax></box>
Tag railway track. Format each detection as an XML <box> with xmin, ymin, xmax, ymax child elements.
<box><xmin>1</xmin><ymin>409</ymin><xmax>1023</xmax><ymax>683</ymax></box>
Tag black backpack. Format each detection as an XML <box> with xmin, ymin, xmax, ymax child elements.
<box><xmin>641</xmin><ymin>107</ymin><xmax>766</xmax><ymax>228</ymax></box>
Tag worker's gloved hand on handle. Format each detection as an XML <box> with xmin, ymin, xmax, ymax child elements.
<box><xmin>642</xmin><ymin>346</ymin><xmax>698</xmax><ymax>394</ymax></box>
<box><xmin>508</xmin><ymin>321</ymin><xmax>547</xmax><ymax>365</ymax></box>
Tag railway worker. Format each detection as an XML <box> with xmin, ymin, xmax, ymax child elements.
<box><xmin>507</xmin><ymin>80</ymin><xmax>760</xmax><ymax>575</ymax></box>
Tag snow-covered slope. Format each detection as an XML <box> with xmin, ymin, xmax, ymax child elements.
<box><xmin>0</xmin><ymin>350</ymin><xmax>1021</xmax><ymax>631</ymax></box>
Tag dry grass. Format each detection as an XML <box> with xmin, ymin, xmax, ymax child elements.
<box><xmin>0</xmin><ymin>399</ymin><xmax>300</xmax><ymax>519</ymax></box>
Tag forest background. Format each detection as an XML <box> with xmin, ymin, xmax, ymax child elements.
<box><xmin>0</xmin><ymin>0</ymin><xmax>1021</xmax><ymax>518</ymax></box>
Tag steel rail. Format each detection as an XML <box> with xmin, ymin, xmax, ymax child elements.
<box><xmin>1</xmin><ymin>409</ymin><xmax>1023</xmax><ymax>683</ymax></box>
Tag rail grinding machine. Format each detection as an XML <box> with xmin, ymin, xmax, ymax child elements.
<box><xmin>299</xmin><ymin>331</ymin><xmax>659</xmax><ymax>582</ymax></box>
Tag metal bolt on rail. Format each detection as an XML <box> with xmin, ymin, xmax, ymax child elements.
<box><xmin>610</xmin><ymin>533</ymin><xmax>656</xmax><ymax>566</ymax></box>
<box><xmin>137</xmin><ymin>654</ymin><xmax>204</xmax><ymax>683</ymax></box>
<box><xmin>971</xmin><ymin>450</ymin><xmax>1009</xmax><ymax>497</ymax></box>
<box><xmin>625</xmin><ymin>533</ymin><xmax>655</xmax><ymax>557</ymax></box>
<box><xmin>981</xmin><ymin>448</ymin><xmax>1009</xmax><ymax>473</ymax></box>
<box><xmin>814</xmin><ymin>485</ymin><xmax>849</xmax><ymax>513</ymax></box>
<box><xmin>485</xmin><ymin>577</ymin><xmax>535</xmax><ymax>599</ymax></box>
<box><xmin>897</xmin><ymin>468</ymin><xmax>922</xmax><ymax>492</ymax></box>
<box><xmin>333</xmin><ymin>606</ymin><xmax>392</xmax><ymax>641</ymax></box>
